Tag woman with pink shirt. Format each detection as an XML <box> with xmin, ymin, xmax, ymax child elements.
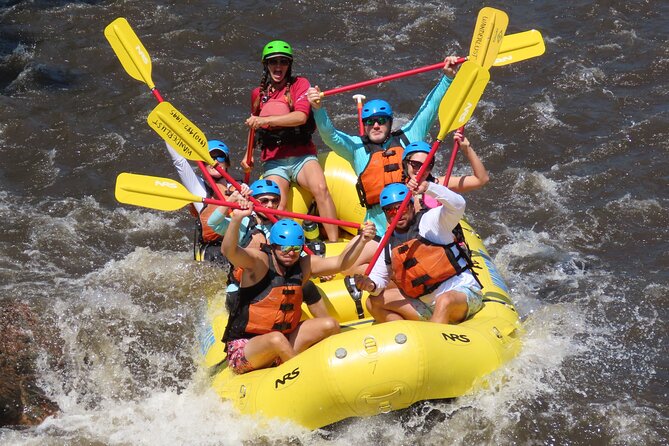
<box><xmin>244</xmin><ymin>40</ymin><xmax>339</xmax><ymax>242</ymax></box>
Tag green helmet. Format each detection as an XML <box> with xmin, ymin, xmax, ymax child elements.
<box><xmin>262</xmin><ymin>40</ymin><xmax>293</xmax><ymax>61</ymax></box>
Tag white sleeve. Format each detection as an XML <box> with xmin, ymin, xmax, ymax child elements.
<box><xmin>367</xmin><ymin>246</ymin><xmax>390</xmax><ymax>294</ymax></box>
<box><xmin>418</xmin><ymin>182</ymin><xmax>466</xmax><ymax>244</ymax></box>
<box><xmin>165</xmin><ymin>142</ymin><xmax>207</xmax><ymax>212</ymax></box>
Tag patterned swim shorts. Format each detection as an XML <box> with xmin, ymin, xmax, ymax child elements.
<box><xmin>226</xmin><ymin>338</ymin><xmax>284</xmax><ymax>374</ymax></box>
<box><xmin>226</xmin><ymin>338</ymin><xmax>255</xmax><ymax>374</ymax></box>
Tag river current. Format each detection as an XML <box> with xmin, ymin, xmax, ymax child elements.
<box><xmin>0</xmin><ymin>0</ymin><xmax>667</xmax><ymax>445</ymax></box>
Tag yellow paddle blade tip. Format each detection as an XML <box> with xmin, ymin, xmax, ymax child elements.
<box><xmin>494</xmin><ymin>29</ymin><xmax>546</xmax><ymax>66</ymax></box>
<box><xmin>147</xmin><ymin>102</ymin><xmax>213</xmax><ymax>165</ymax></box>
<box><xmin>115</xmin><ymin>172</ymin><xmax>198</xmax><ymax>211</ymax></box>
<box><xmin>104</xmin><ymin>17</ymin><xmax>155</xmax><ymax>89</ymax></box>
<box><xmin>437</xmin><ymin>61</ymin><xmax>490</xmax><ymax>139</ymax></box>
<box><xmin>469</xmin><ymin>7</ymin><xmax>509</xmax><ymax>69</ymax></box>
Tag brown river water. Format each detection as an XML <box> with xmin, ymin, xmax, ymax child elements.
<box><xmin>0</xmin><ymin>0</ymin><xmax>667</xmax><ymax>444</ymax></box>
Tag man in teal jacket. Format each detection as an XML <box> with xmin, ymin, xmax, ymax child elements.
<box><xmin>306</xmin><ymin>57</ymin><xmax>459</xmax><ymax>239</ymax></box>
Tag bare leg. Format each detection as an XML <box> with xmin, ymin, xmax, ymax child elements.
<box><xmin>243</xmin><ymin>331</ymin><xmax>296</xmax><ymax>369</ymax></box>
<box><xmin>430</xmin><ymin>290</ymin><xmax>468</xmax><ymax>324</ymax></box>
<box><xmin>366</xmin><ymin>288</ymin><xmax>420</xmax><ymax>322</ymax></box>
<box><xmin>265</xmin><ymin>174</ymin><xmax>291</xmax><ymax>210</ymax></box>
<box><xmin>289</xmin><ymin>317</ymin><xmax>340</xmax><ymax>353</ymax></box>
<box><xmin>296</xmin><ymin>160</ymin><xmax>339</xmax><ymax>242</ymax></box>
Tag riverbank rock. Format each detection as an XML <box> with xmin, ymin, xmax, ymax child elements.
<box><xmin>0</xmin><ymin>301</ymin><xmax>61</xmax><ymax>427</ymax></box>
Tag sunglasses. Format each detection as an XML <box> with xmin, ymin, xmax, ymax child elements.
<box><xmin>257</xmin><ymin>197</ymin><xmax>279</xmax><ymax>205</ymax></box>
<box><xmin>407</xmin><ymin>159</ymin><xmax>433</xmax><ymax>171</ymax></box>
<box><xmin>273</xmin><ymin>244</ymin><xmax>303</xmax><ymax>254</ymax></box>
<box><xmin>363</xmin><ymin>117</ymin><xmax>390</xmax><ymax>126</ymax></box>
<box><xmin>267</xmin><ymin>58</ymin><xmax>291</xmax><ymax>66</ymax></box>
<box><xmin>382</xmin><ymin>204</ymin><xmax>404</xmax><ymax>218</ymax></box>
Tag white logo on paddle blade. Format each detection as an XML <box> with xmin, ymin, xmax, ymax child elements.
<box><xmin>458</xmin><ymin>102</ymin><xmax>473</xmax><ymax>123</ymax></box>
<box><xmin>135</xmin><ymin>45</ymin><xmax>149</xmax><ymax>65</ymax></box>
<box><xmin>154</xmin><ymin>180</ymin><xmax>177</xmax><ymax>189</ymax></box>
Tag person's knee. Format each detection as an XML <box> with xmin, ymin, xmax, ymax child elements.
<box><xmin>321</xmin><ymin>317</ymin><xmax>340</xmax><ymax>336</ymax></box>
<box><xmin>266</xmin><ymin>331</ymin><xmax>291</xmax><ymax>353</ymax></box>
<box><xmin>366</xmin><ymin>295</ymin><xmax>380</xmax><ymax>313</ymax></box>
<box><xmin>311</xmin><ymin>180</ymin><xmax>332</xmax><ymax>201</ymax></box>
<box><xmin>434</xmin><ymin>291</ymin><xmax>468</xmax><ymax>323</ymax></box>
<box><xmin>434</xmin><ymin>293</ymin><xmax>456</xmax><ymax>311</ymax></box>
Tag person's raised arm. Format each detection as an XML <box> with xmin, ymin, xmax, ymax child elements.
<box><xmin>408</xmin><ymin>179</ymin><xmax>465</xmax><ymax>235</ymax></box>
<box><xmin>441</xmin><ymin>131</ymin><xmax>489</xmax><ymax>192</ymax></box>
<box><xmin>307</xmin><ymin>86</ymin><xmax>360</xmax><ymax>162</ymax></box>
<box><xmin>164</xmin><ymin>141</ymin><xmax>207</xmax><ymax>211</ymax></box>
<box><xmin>222</xmin><ymin>201</ymin><xmax>262</xmax><ymax>270</ymax></box>
<box><xmin>307</xmin><ymin>221</ymin><xmax>376</xmax><ymax>277</ymax></box>
<box><xmin>401</xmin><ymin>56</ymin><xmax>458</xmax><ymax>142</ymax></box>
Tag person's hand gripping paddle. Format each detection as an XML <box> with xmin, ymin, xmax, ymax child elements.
<box><xmin>344</xmin><ymin>7</ymin><xmax>508</xmax><ymax>319</ymax></box>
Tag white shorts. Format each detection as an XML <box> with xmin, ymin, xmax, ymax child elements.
<box><xmin>408</xmin><ymin>273</ymin><xmax>483</xmax><ymax>321</ymax></box>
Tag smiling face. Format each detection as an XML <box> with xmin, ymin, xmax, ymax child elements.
<box><xmin>405</xmin><ymin>152</ymin><xmax>432</xmax><ymax>179</ymax></box>
<box><xmin>204</xmin><ymin>162</ymin><xmax>228</xmax><ymax>180</ymax></box>
<box><xmin>383</xmin><ymin>202</ymin><xmax>415</xmax><ymax>231</ymax></box>
<box><xmin>255</xmin><ymin>193</ymin><xmax>280</xmax><ymax>222</ymax></box>
<box><xmin>364</xmin><ymin>116</ymin><xmax>392</xmax><ymax>144</ymax></box>
<box><xmin>264</xmin><ymin>57</ymin><xmax>291</xmax><ymax>85</ymax></box>
<box><xmin>271</xmin><ymin>243</ymin><xmax>302</xmax><ymax>268</ymax></box>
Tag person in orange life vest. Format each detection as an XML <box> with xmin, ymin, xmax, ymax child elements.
<box><xmin>305</xmin><ymin>58</ymin><xmax>459</xmax><ymax>274</ymax></box>
<box><xmin>306</xmin><ymin>56</ymin><xmax>460</xmax><ymax>239</ymax></box>
<box><xmin>207</xmin><ymin>179</ymin><xmax>323</xmax><ymax>323</ymax></box>
<box><xmin>208</xmin><ymin>179</ymin><xmax>282</xmax><ymax>253</ymax></box>
<box><xmin>402</xmin><ymin>135</ymin><xmax>489</xmax><ymax>211</ymax></box>
<box><xmin>164</xmin><ymin>139</ymin><xmax>249</xmax><ymax>264</ymax></box>
<box><xmin>353</xmin><ymin>182</ymin><xmax>483</xmax><ymax>324</ymax></box>
<box><xmin>243</xmin><ymin>40</ymin><xmax>339</xmax><ymax>243</ymax></box>
<box><xmin>222</xmin><ymin>205</ymin><xmax>376</xmax><ymax>374</ymax></box>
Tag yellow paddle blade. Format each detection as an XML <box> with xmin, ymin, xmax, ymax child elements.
<box><xmin>104</xmin><ymin>18</ymin><xmax>155</xmax><ymax>89</ymax></box>
<box><xmin>115</xmin><ymin>172</ymin><xmax>201</xmax><ymax>211</ymax></box>
<box><xmin>469</xmin><ymin>7</ymin><xmax>509</xmax><ymax>69</ymax></box>
<box><xmin>494</xmin><ymin>29</ymin><xmax>546</xmax><ymax>66</ymax></box>
<box><xmin>437</xmin><ymin>61</ymin><xmax>490</xmax><ymax>140</ymax></box>
<box><xmin>147</xmin><ymin>102</ymin><xmax>213</xmax><ymax>165</ymax></box>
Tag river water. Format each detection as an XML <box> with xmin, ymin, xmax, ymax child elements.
<box><xmin>0</xmin><ymin>0</ymin><xmax>666</xmax><ymax>444</ymax></box>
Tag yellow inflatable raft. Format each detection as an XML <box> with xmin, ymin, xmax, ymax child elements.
<box><xmin>200</xmin><ymin>152</ymin><xmax>521</xmax><ymax>429</ymax></box>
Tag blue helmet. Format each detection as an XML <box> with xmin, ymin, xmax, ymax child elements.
<box><xmin>403</xmin><ymin>141</ymin><xmax>431</xmax><ymax>160</ymax></box>
<box><xmin>250</xmin><ymin>179</ymin><xmax>281</xmax><ymax>197</ymax></box>
<box><xmin>269</xmin><ymin>219</ymin><xmax>304</xmax><ymax>246</ymax></box>
<box><xmin>361</xmin><ymin>99</ymin><xmax>393</xmax><ymax>120</ymax></box>
<box><xmin>208</xmin><ymin>140</ymin><xmax>230</xmax><ymax>162</ymax></box>
<box><xmin>379</xmin><ymin>183</ymin><xmax>412</xmax><ymax>209</ymax></box>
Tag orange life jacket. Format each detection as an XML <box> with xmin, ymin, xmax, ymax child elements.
<box><xmin>198</xmin><ymin>205</ymin><xmax>222</xmax><ymax>243</ymax></box>
<box><xmin>225</xmin><ymin>245</ymin><xmax>305</xmax><ymax>341</ymax></box>
<box><xmin>386</xmin><ymin>211</ymin><xmax>471</xmax><ymax>298</ymax></box>
<box><xmin>356</xmin><ymin>131</ymin><xmax>408</xmax><ymax>208</ymax></box>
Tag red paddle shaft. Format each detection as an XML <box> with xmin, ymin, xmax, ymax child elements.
<box><xmin>149</xmin><ymin>86</ymin><xmax>227</xmax><ymax>202</ymax></box>
<box><xmin>322</xmin><ymin>57</ymin><xmax>466</xmax><ymax>97</ymax></box>
<box><xmin>443</xmin><ymin>126</ymin><xmax>465</xmax><ymax>185</ymax></box>
<box><xmin>202</xmin><ymin>197</ymin><xmax>360</xmax><ymax>229</ymax></box>
<box><xmin>364</xmin><ymin>139</ymin><xmax>442</xmax><ymax>275</ymax></box>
